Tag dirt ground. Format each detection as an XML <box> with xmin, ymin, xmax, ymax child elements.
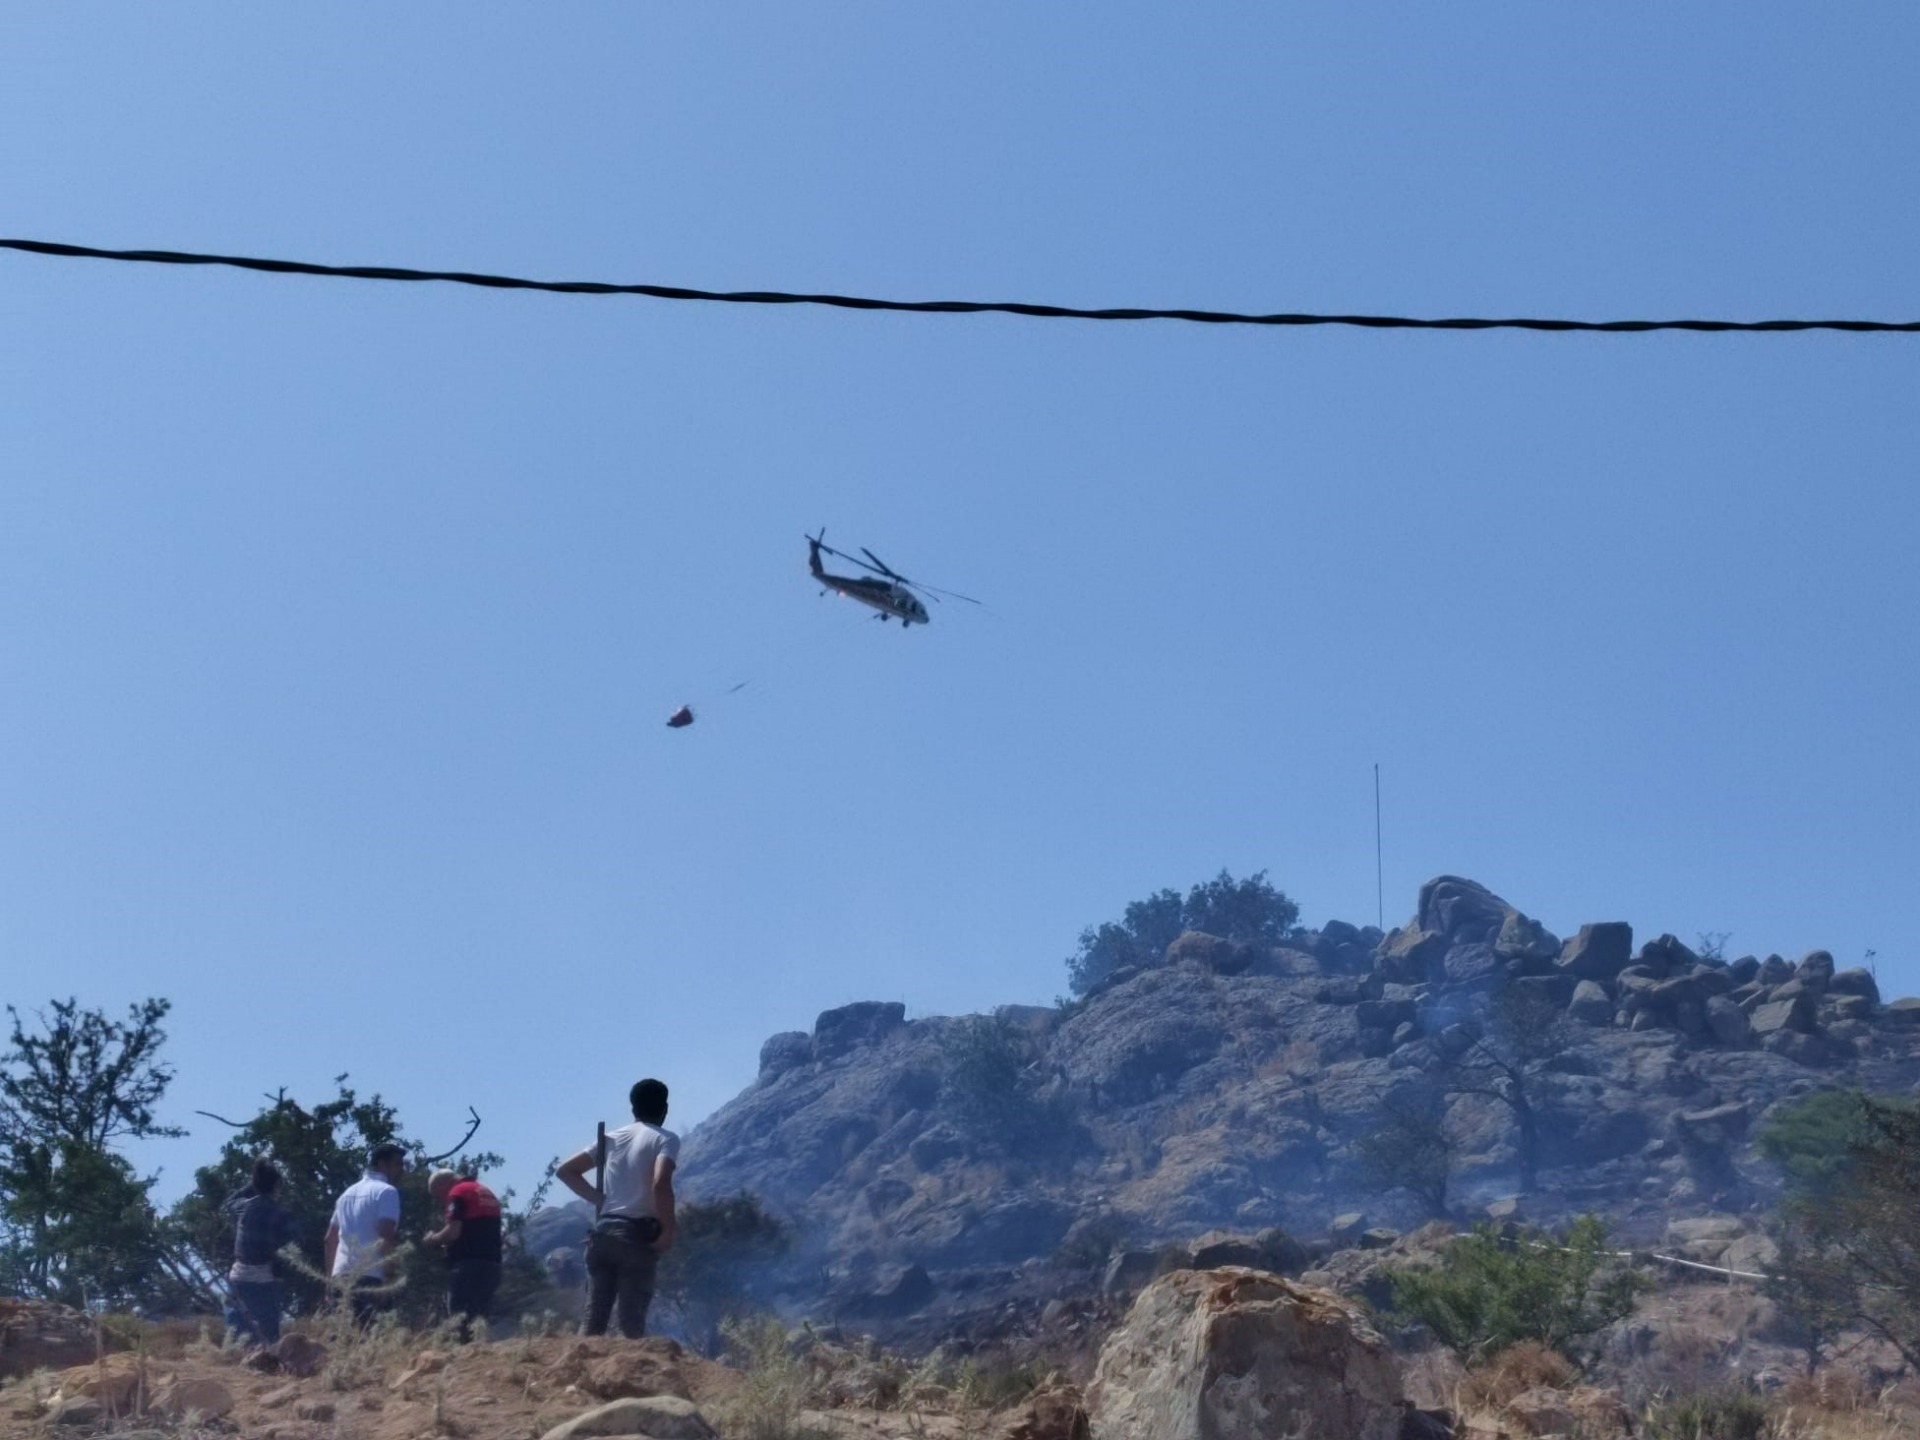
<box><xmin>0</xmin><ymin>1318</ymin><xmax>1072</xmax><ymax>1440</ymax></box>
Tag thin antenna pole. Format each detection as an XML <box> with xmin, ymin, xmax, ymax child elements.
<box><xmin>1374</xmin><ymin>764</ymin><xmax>1384</xmax><ymax>931</ymax></box>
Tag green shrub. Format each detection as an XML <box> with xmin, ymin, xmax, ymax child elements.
<box><xmin>1066</xmin><ymin>870</ymin><xmax>1301</xmax><ymax>995</ymax></box>
<box><xmin>657</xmin><ymin>1192</ymin><xmax>790</xmax><ymax>1353</ymax></box>
<box><xmin>1386</xmin><ymin>1215</ymin><xmax>1648</xmax><ymax>1364</ymax></box>
<box><xmin>1756</xmin><ymin>1090</ymin><xmax>1883</xmax><ymax>1189</ymax></box>
<box><xmin>1645</xmin><ymin>1389</ymin><xmax>1770</xmax><ymax>1440</ymax></box>
<box><xmin>940</xmin><ymin>1015</ymin><xmax>1078</xmax><ymax>1159</ymax></box>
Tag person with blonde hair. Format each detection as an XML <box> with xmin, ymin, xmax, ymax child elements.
<box><xmin>424</xmin><ymin>1167</ymin><xmax>504</xmax><ymax>1338</ymax></box>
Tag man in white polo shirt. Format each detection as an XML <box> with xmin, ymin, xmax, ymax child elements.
<box><xmin>325</xmin><ymin>1142</ymin><xmax>406</xmax><ymax>1324</ymax></box>
<box><xmin>556</xmin><ymin>1078</ymin><xmax>679</xmax><ymax>1338</ymax></box>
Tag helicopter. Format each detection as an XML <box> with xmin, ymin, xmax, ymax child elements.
<box><xmin>807</xmin><ymin>532</ymin><xmax>980</xmax><ymax>627</ymax></box>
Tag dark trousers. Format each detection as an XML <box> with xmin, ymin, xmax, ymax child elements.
<box><xmin>348</xmin><ymin>1275</ymin><xmax>394</xmax><ymax>1328</ymax></box>
<box><xmin>585</xmin><ymin>1220</ymin><xmax>661</xmax><ymax>1338</ymax></box>
<box><xmin>448</xmin><ymin>1258</ymin><xmax>502</xmax><ymax>1337</ymax></box>
<box><xmin>226</xmin><ymin>1280</ymin><xmax>281</xmax><ymax>1344</ymax></box>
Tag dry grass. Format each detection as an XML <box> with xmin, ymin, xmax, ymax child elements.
<box><xmin>1255</xmin><ymin>1038</ymin><xmax>1323</xmax><ymax>1083</ymax></box>
<box><xmin>1767</xmin><ymin>1370</ymin><xmax>1920</xmax><ymax>1440</ymax></box>
<box><xmin>717</xmin><ymin>1314</ymin><xmax>832</xmax><ymax>1440</ymax></box>
<box><xmin>314</xmin><ymin>1308</ymin><xmax>464</xmax><ymax>1392</ymax></box>
<box><xmin>1616</xmin><ymin>1322</ymin><xmax>1741</xmax><ymax>1406</ymax></box>
<box><xmin>1458</xmin><ymin>1341</ymin><xmax>1578</xmax><ymax>1410</ymax></box>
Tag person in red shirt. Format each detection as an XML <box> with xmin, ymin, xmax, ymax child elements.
<box><xmin>425</xmin><ymin>1169</ymin><xmax>503</xmax><ymax>1338</ymax></box>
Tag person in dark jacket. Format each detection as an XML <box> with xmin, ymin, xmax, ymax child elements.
<box><xmin>424</xmin><ymin>1168</ymin><xmax>504</xmax><ymax>1339</ymax></box>
<box><xmin>224</xmin><ymin>1159</ymin><xmax>299</xmax><ymax>1344</ymax></box>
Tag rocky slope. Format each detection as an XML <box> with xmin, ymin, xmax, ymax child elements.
<box><xmin>677</xmin><ymin>877</ymin><xmax>1920</xmax><ymax>1333</ymax></box>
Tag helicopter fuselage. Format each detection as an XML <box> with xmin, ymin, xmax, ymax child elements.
<box><xmin>810</xmin><ymin>544</ymin><xmax>930</xmax><ymax>626</ymax></box>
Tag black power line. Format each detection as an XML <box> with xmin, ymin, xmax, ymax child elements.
<box><xmin>4</xmin><ymin>236</ymin><xmax>1917</xmax><ymax>335</ymax></box>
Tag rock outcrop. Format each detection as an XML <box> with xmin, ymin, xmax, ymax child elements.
<box><xmin>1086</xmin><ymin>1268</ymin><xmax>1403</xmax><ymax>1440</ymax></box>
<box><xmin>0</xmin><ymin>1299</ymin><xmax>104</xmax><ymax>1380</ymax></box>
<box><xmin>683</xmin><ymin>877</ymin><xmax>1920</xmax><ymax>1342</ymax></box>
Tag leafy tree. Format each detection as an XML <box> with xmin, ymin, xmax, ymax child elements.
<box><xmin>1759</xmin><ymin>1091</ymin><xmax>1920</xmax><ymax>1371</ymax></box>
<box><xmin>0</xmin><ymin>1138</ymin><xmax>201</xmax><ymax>1311</ymax></box>
<box><xmin>656</xmin><ymin>1192</ymin><xmax>789</xmax><ymax>1354</ymax></box>
<box><xmin>1066</xmin><ymin>870</ymin><xmax>1301</xmax><ymax>995</ymax></box>
<box><xmin>0</xmin><ymin>998</ymin><xmax>209</xmax><ymax>1311</ymax></box>
<box><xmin>0</xmin><ymin>998</ymin><xmax>179</xmax><ymax>1150</ymax></box>
<box><xmin>1355</xmin><ymin>1091</ymin><xmax>1454</xmax><ymax>1217</ymax></box>
<box><xmin>1181</xmin><ymin>871</ymin><xmax>1302</xmax><ymax>947</ymax></box>
<box><xmin>1387</xmin><ymin>1215</ymin><xmax>1648</xmax><ymax>1364</ymax></box>
<box><xmin>1765</xmin><ymin>1213</ymin><xmax>1856</xmax><ymax>1376</ymax></box>
<box><xmin>1440</xmin><ymin>986</ymin><xmax>1572</xmax><ymax>1193</ymax></box>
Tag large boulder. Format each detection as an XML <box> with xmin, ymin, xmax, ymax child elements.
<box><xmin>758</xmin><ymin>1031</ymin><xmax>812</xmax><ymax>1078</ymax></box>
<box><xmin>1639</xmin><ymin>934</ymin><xmax>1701</xmax><ymax>977</ymax></box>
<box><xmin>1442</xmin><ymin>943</ymin><xmax>1506</xmax><ymax>988</ymax></box>
<box><xmin>152</xmin><ymin>1376</ymin><xmax>234</xmax><ymax>1421</ymax></box>
<box><xmin>1705</xmin><ymin>995</ymin><xmax>1753</xmax><ymax>1047</ymax></box>
<box><xmin>1795</xmin><ymin>951</ymin><xmax>1836</xmax><ymax>991</ymax></box>
<box><xmin>0</xmin><ymin>1299</ymin><xmax>102</xmax><ymax>1380</ymax></box>
<box><xmin>540</xmin><ymin>1396</ymin><xmax>716</xmax><ymax>1440</ymax></box>
<box><xmin>1086</xmin><ymin>1268</ymin><xmax>1403</xmax><ymax>1440</ymax></box>
<box><xmin>1751</xmin><ymin>996</ymin><xmax>1814</xmax><ymax>1037</ymax></box>
<box><xmin>1885</xmin><ymin>997</ymin><xmax>1920</xmax><ymax>1026</ymax></box>
<box><xmin>1376</xmin><ymin>926</ymin><xmax>1446</xmax><ymax>984</ymax></box>
<box><xmin>834</xmin><ymin>1263</ymin><xmax>934</xmax><ymax>1319</ymax></box>
<box><xmin>1168</xmin><ymin>931</ymin><xmax>1263</xmax><ymax>975</ymax></box>
<box><xmin>1382</xmin><ymin>877</ymin><xmax>1556</xmax><ymax>989</ymax></box>
<box><xmin>1417</xmin><ymin>877</ymin><xmax>1511</xmax><ymax>944</ymax></box>
<box><xmin>1496</xmin><ymin>910</ymin><xmax>1561</xmax><ymax>963</ymax></box>
<box><xmin>1829</xmin><ymin>968</ymin><xmax>1880</xmax><ymax>1005</ymax></box>
<box><xmin>811</xmin><ymin>1002</ymin><xmax>907</xmax><ymax>1061</ymax></box>
<box><xmin>1568</xmin><ymin>980</ymin><xmax>1614</xmax><ymax>1026</ymax></box>
<box><xmin>1558</xmin><ymin>923</ymin><xmax>1633</xmax><ymax>980</ymax></box>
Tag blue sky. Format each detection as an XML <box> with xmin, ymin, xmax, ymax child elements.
<box><xmin>3</xmin><ymin>5</ymin><xmax>1915</xmax><ymax>1201</ymax></box>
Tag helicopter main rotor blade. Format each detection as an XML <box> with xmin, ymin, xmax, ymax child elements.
<box><xmin>858</xmin><ymin>547</ymin><xmax>906</xmax><ymax>581</ymax></box>
<box><xmin>818</xmin><ymin>540</ymin><xmax>891</xmax><ymax>578</ymax></box>
<box><xmin>913</xmin><ymin>581</ymin><xmax>983</xmax><ymax>605</ymax></box>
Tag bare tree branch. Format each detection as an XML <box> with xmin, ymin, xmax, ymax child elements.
<box><xmin>420</xmin><ymin>1107</ymin><xmax>482</xmax><ymax>1165</ymax></box>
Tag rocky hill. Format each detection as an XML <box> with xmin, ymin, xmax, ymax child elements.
<box><xmin>677</xmin><ymin>877</ymin><xmax>1920</xmax><ymax>1336</ymax></box>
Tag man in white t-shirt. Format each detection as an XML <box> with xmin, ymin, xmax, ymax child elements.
<box><xmin>324</xmin><ymin>1143</ymin><xmax>406</xmax><ymax>1324</ymax></box>
<box><xmin>557</xmin><ymin>1078</ymin><xmax>680</xmax><ymax>1337</ymax></box>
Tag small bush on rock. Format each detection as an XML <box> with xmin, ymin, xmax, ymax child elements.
<box><xmin>1644</xmin><ymin>1389</ymin><xmax>1770</xmax><ymax>1440</ymax></box>
<box><xmin>940</xmin><ymin>1015</ymin><xmax>1077</xmax><ymax>1158</ymax></box>
<box><xmin>1456</xmin><ymin>1341</ymin><xmax>1577</xmax><ymax>1410</ymax></box>
<box><xmin>1065</xmin><ymin>870</ymin><xmax>1301</xmax><ymax>995</ymax></box>
<box><xmin>1756</xmin><ymin>1089</ymin><xmax>1885</xmax><ymax>1188</ymax></box>
<box><xmin>1355</xmin><ymin>1091</ymin><xmax>1454</xmax><ymax>1217</ymax></box>
<box><xmin>1387</xmin><ymin>1215</ymin><xmax>1648</xmax><ymax>1365</ymax></box>
<box><xmin>658</xmin><ymin>1193</ymin><xmax>789</xmax><ymax>1354</ymax></box>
